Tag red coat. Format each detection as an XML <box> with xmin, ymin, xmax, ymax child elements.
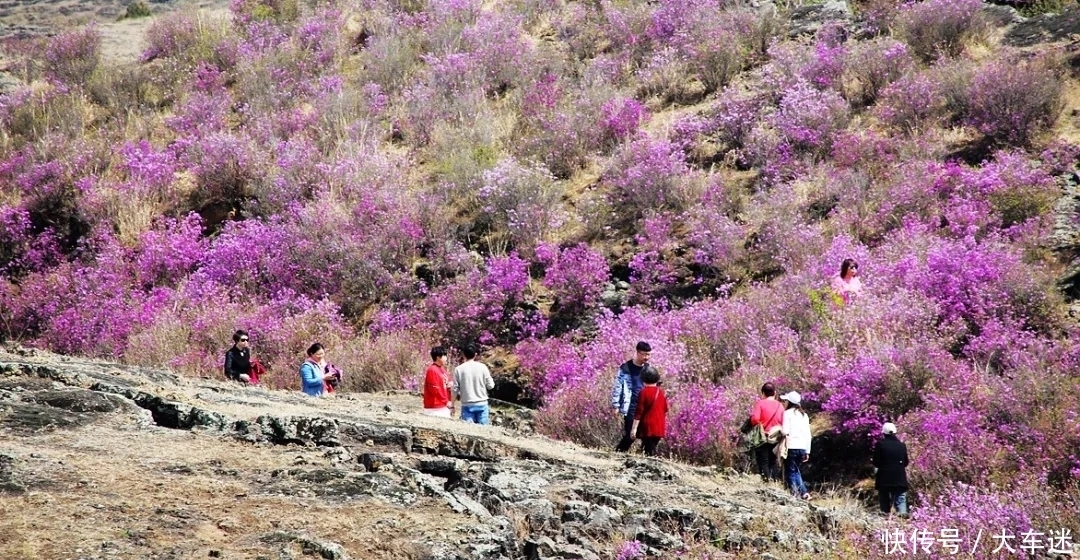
<box><xmin>249</xmin><ymin>358</ymin><xmax>266</xmax><ymax>385</ymax></box>
<box><xmin>750</xmin><ymin>397</ymin><xmax>785</xmax><ymax>432</ymax></box>
<box><xmin>634</xmin><ymin>385</ymin><xmax>668</xmax><ymax>438</ymax></box>
<box><xmin>422</xmin><ymin>363</ymin><xmax>450</xmax><ymax>409</ymax></box>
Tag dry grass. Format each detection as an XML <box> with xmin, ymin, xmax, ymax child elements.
<box><xmin>1051</xmin><ymin>76</ymin><xmax>1080</xmax><ymax>145</ymax></box>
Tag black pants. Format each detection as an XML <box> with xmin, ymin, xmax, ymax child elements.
<box><xmin>641</xmin><ymin>437</ymin><xmax>661</xmax><ymax>456</ymax></box>
<box><xmin>754</xmin><ymin>443</ymin><xmax>781</xmax><ymax>482</ymax></box>
<box><xmin>616</xmin><ymin>414</ymin><xmax>636</xmax><ymax>452</ymax></box>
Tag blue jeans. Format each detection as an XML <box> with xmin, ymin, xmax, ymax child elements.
<box><xmin>785</xmin><ymin>449</ymin><xmax>809</xmax><ymax>496</ymax></box>
<box><xmin>879</xmin><ymin>488</ymin><xmax>908</xmax><ymax>516</ymax></box>
<box><xmin>460</xmin><ymin>403</ymin><xmax>490</xmax><ymax>425</ymax></box>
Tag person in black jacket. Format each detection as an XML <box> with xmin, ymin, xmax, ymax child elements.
<box><xmin>223</xmin><ymin>330</ymin><xmax>252</xmax><ymax>383</ymax></box>
<box><xmin>873</xmin><ymin>422</ymin><xmax>909</xmax><ymax>517</ymax></box>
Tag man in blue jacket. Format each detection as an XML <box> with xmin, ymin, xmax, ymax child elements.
<box><xmin>611</xmin><ymin>341</ymin><xmax>657</xmax><ymax>453</ymax></box>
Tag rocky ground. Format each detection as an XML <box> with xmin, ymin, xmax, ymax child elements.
<box><xmin>0</xmin><ymin>347</ymin><xmax>881</xmax><ymax>559</ymax></box>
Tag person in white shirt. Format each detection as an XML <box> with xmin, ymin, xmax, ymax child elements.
<box><xmin>780</xmin><ymin>391</ymin><xmax>812</xmax><ymax>500</ymax></box>
<box><xmin>452</xmin><ymin>344</ymin><xmax>495</xmax><ymax>425</ymax></box>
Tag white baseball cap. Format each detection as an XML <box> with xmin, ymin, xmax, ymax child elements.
<box><xmin>779</xmin><ymin>391</ymin><xmax>801</xmax><ymax>406</ymax></box>
<box><xmin>882</xmin><ymin>422</ymin><xmax>897</xmax><ymax>435</ymax></box>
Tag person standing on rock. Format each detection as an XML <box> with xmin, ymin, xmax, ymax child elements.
<box><xmin>299</xmin><ymin>343</ymin><xmax>337</xmax><ymax>397</ymax></box>
<box><xmin>223</xmin><ymin>330</ymin><xmax>252</xmax><ymax>383</ymax></box>
<box><xmin>873</xmin><ymin>422</ymin><xmax>910</xmax><ymax>517</ymax></box>
<box><xmin>611</xmin><ymin>341</ymin><xmax>658</xmax><ymax>453</ymax></box>
<box><xmin>749</xmin><ymin>382</ymin><xmax>785</xmax><ymax>482</ymax></box>
<box><xmin>630</xmin><ymin>367</ymin><xmax>668</xmax><ymax>456</ymax></box>
<box><xmin>422</xmin><ymin>346</ymin><xmax>453</xmax><ymax>418</ymax></box>
<box><xmin>780</xmin><ymin>391</ymin><xmax>812</xmax><ymax>500</ymax></box>
<box><xmin>452</xmin><ymin>344</ymin><xmax>494</xmax><ymax>424</ymax></box>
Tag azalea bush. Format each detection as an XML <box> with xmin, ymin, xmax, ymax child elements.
<box><xmin>893</xmin><ymin>0</ymin><xmax>985</xmax><ymax>62</ymax></box>
<box><xmin>965</xmin><ymin>57</ymin><xmax>1063</xmax><ymax>147</ymax></box>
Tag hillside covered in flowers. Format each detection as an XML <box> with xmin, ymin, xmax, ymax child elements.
<box><xmin>2</xmin><ymin>0</ymin><xmax>1079</xmax><ymax>549</ymax></box>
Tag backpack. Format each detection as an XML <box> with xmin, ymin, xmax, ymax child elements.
<box><xmin>743</xmin><ymin>405</ymin><xmax>784</xmax><ymax>449</ymax></box>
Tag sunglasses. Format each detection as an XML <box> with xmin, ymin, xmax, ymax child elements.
<box><xmin>239</xmin><ymin>338</ymin><xmax>249</xmax><ymax>342</ymax></box>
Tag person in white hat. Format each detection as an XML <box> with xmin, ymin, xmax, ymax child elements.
<box><xmin>873</xmin><ymin>422</ymin><xmax>909</xmax><ymax>517</ymax></box>
<box><xmin>780</xmin><ymin>391</ymin><xmax>811</xmax><ymax>500</ymax></box>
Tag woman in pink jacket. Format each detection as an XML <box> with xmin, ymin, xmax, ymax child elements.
<box><xmin>831</xmin><ymin>258</ymin><xmax>862</xmax><ymax>304</ymax></box>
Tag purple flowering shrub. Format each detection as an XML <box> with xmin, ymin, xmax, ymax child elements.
<box><xmin>682</xmin><ymin>179</ymin><xmax>747</xmax><ymax>287</ymax></box>
<box><xmin>745</xmin><ymin>79</ymin><xmax>850</xmax><ymax>183</ymax></box>
<box><xmin>844</xmin><ymin>477</ymin><xmax>1074</xmax><ymax>560</ymax></box>
<box><xmin>476</xmin><ymin>158</ymin><xmax>566</xmax><ymax>257</ymax></box>
<box><xmin>132</xmin><ymin>214</ymin><xmax>207</xmax><ymax>289</ymax></box>
<box><xmin>964</xmin><ymin>57</ymin><xmax>1063</xmax><ymax>147</ymax></box>
<box><xmin>141</xmin><ymin>11</ymin><xmax>237</xmax><ymax>71</ymax></box>
<box><xmin>769</xmin><ymin>80</ymin><xmax>850</xmax><ymax>156</ymax></box>
<box><xmin>599</xmin><ymin>97</ymin><xmax>648</xmax><ymax>149</ymax></box>
<box><xmin>517</xmin><ymin>307</ymin><xmax>691</xmax><ymax>397</ymax></box>
<box><xmin>376</xmin><ymin>253</ymin><xmax>546</xmax><ymax>348</ymax></box>
<box><xmin>514</xmin><ymin>73</ymin><xmax>612</xmax><ymax>179</ymax></box>
<box><xmin>538</xmin><ymin>243</ymin><xmax>611</xmax><ymax>312</ymax></box>
<box><xmin>817</xmin><ymin>344</ymin><xmax>959</xmax><ymax>437</ymax></box>
<box><xmin>602</xmin><ymin>136</ymin><xmax>696</xmax><ymax>226</ymax></box>
<box><xmin>457</xmin><ymin>8</ymin><xmax>534</xmax><ymax>94</ymax></box>
<box><xmin>532</xmin><ymin>372</ymin><xmax>622</xmax><ymax>448</ymax></box>
<box><xmin>882</xmin><ymin>227</ymin><xmax>1062</xmax><ymax>337</ymax></box>
<box><xmin>141</xmin><ymin>13</ymin><xmax>201</xmax><ymax>62</ymax></box>
<box><xmin>874</xmin><ymin>70</ymin><xmax>950</xmax><ymax>134</ymax></box>
<box><xmin>41</xmin><ymin>26</ymin><xmax>102</xmax><ymax>86</ymax></box>
<box><xmin>125</xmin><ymin>278</ymin><xmax>355</xmax><ymax>384</ymax></box>
<box><xmin>840</xmin><ymin>38</ymin><xmax>912</xmax><ymax>107</ymax></box>
<box><xmin>704</xmin><ymin>88</ymin><xmax>770</xmax><ymax>151</ymax></box>
<box><xmin>763</xmin><ymin>26</ymin><xmax>847</xmax><ymax>95</ymax></box>
<box><xmin>614</xmin><ymin>540</ymin><xmax>644</xmax><ymax>560</ymax></box>
<box><xmin>0</xmin><ymin>206</ymin><xmax>61</xmax><ymax>277</ymax></box>
<box><xmin>664</xmin><ymin>381</ymin><xmax>741</xmax><ymax>465</ymax></box>
<box><xmin>3</xmin><ymin>232</ymin><xmax>163</xmax><ymax>357</ymax></box>
<box><xmin>639</xmin><ymin>3</ymin><xmax>767</xmax><ymax>100</ymax></box>
<box><xmin>199</xmin><ymin>194</ymin><xmax>422</xmax><ymax>315</ymax></box>
<box><xmin>894</xmin><ymin>0</ymin><xmax>985</xmax><ymax>62</ymax></box>
<box><xmin>229</xmin><ymin>14</ymin><xmax>345</xmax><ymax>116</ymax></box>
<box><xmin>626</xmin><ymin>212</ymin><xmax>686</xmax><ymax>303</ymax></box>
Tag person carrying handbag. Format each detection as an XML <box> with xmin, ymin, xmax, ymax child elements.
<box><xmin>748</xmin><ymin>382</ymin><xmax>785</xmax><ymax>482</ymax></box>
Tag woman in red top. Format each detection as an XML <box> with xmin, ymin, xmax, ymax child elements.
<box><xmin>750</xmin><ymin>382</ymin><xmax>785</xmax><ymax>482</ymax></box>
<box><xmin>631</xmin><ymin>368</ymin><xmax>669</xmax><ymax>456</ymax></box>
<box><xmin>422</xmin><ymin>346</ymin><xmax>453</xmax><ymax>418</ymax></box>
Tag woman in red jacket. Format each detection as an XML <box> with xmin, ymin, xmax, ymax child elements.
<box><xmin>631</xmin><ymin>368</ymin><xmax>669</xmax><ymax>456</ymax></box>
<box><xmin>422</xmin><ymin>346</ymin><xmax>453</xmax><ymax>418</ymax></box>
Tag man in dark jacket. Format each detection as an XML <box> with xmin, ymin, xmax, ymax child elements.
<box><xmin>611</xmin><ymin>341</ymin><xmax>659</xmax><ymax>453</ymax></box>
<box><xmin>873</xmin><ymin>422</ymin><xmax>909</xmax><ymax>517</ymax></box>
<box><xmin>223</xmin><ymin>330</ymin><xmax>252</xmax><ymax>383</ymax></box>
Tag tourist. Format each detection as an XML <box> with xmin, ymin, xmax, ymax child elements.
<box><xmin>422</xmin><ymin>346</ymin><xmax>453</xmax><ymax>418</ymax></box>
<box><xmin>299</xmin><ymin>343</ymin><xmax>337</xmax><ymax>397</ymax></box>
<box><xmin>611</xmin><ymin>341</ymin><xmax>659</xmax><ymax>453</ymax></box>
<box><xmin>780</xmin><ymin>391</ymin><xmax>812</xmax><ymax>500</ymax></box>
<box><xmin>452</xmin><ymin>345</ymin><xmax>494</xmax><ymax>424</ymax></box>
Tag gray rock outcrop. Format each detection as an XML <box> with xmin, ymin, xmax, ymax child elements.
<box><xmin>0</xmin><ymin>349</ymin><xmax>884</xmax><ymax>558</ymax></box>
